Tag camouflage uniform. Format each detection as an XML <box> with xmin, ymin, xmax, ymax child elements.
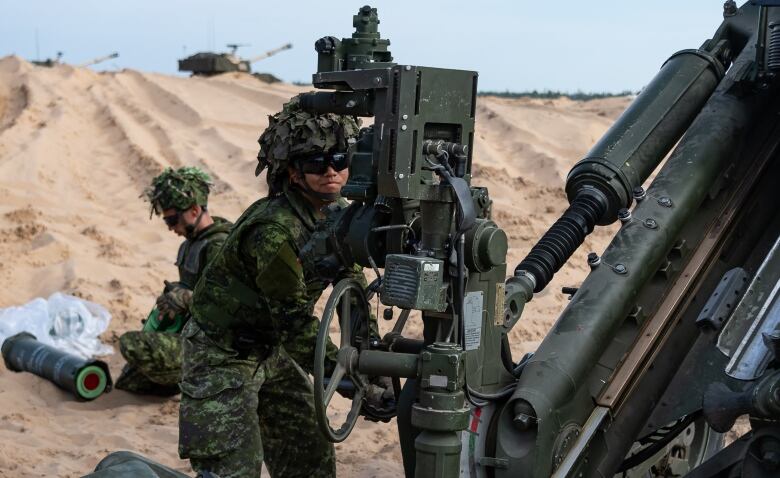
<box><xmin>115</xmin><ymin>167</ymin><xmax>232</xmax><ymax>396</ymax></box>
<box><xmin>178</xmin><ymin>98</ymin><xmax>362</xmax><ymax>478</ymax></box>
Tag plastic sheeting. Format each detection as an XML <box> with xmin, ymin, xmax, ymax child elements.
<box><xmin>0</xmin><ymin>292</ymin><xmax>113</xmax><ymax>359</ymax></box>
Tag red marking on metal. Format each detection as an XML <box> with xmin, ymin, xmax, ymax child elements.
<box><xmin>469</xmin><ymin>407</ymin><xmax>482</xmax><ymax>432</ymax></box>
<box><xmin>83</xmin><ymin>373</ymin><xmax>100</xmax><ymax>390</ymax></box>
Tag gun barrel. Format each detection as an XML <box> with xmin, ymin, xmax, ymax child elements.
<box><xmin>1</xmin><ymin>332</ymin><xmax>112</xmax><ymax>400</ymax></box>
<box><xmin>78</xmin><ymin>52</ymin><xmax>119</xmax><ymax>68</ymax></box>
<box><xmin>246</xmin><ymin>43</ymin><xmax>292</xmax><ymax>63</ymax></box>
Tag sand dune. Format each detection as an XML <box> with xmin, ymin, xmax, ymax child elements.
<box><xmin>0</xmin><ymin>56</ymin><xmax>630</xmax><ymax>477</ymax></box>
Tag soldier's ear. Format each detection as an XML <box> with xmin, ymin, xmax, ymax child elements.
<box><xmin>288</xmin><ymin>166</ymin><xmax>302</xmax><ymax>185</ymax></box>
<box><xmin>187</xmin><ymin>204</ymin><xmax>201</xmax><ymax>219</ymax></box>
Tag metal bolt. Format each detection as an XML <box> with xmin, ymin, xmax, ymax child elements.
<box><xmin>644</xmin><ymin>218</ymin><xmax>658</xmax><ymax>229</ymax></box>
<box><xmin>514</xmin><ymin>413</ymin><xmax>533</xmax><ymax>430</ymax></box>
<box><xmin>346</xmin><ymin>100</ymin><xmax>357</xmax><ymax>108</ymax></box>
<box><xmin>632</xmin><ymin>186</ymin><xmax>646</xmax><ymax>202</ymax></box>
<box><xmin>448</xmin><ymin>355</ymin><xmax>458</xmax><ymax>364</ymax></box>
<box><xmin>618</xmin><ymin>208</ymin><xmax>632</xmax><ymax>224</ymax></box>
<box><xmin>614</xmin><ymin>263</ymin><xmax>628</xmax><ymax>275</ymax></box>
<box><xmin>587</xmin><ymin>252</ymin><xmax>601</xmax><ymax>268</ymax></box>
<box><xmin>404</xmin><ymin>65</ymin><xmax>412</xmax><ymax>71</ymax></box>
<box><xmin>762</xmin><ymin>450</ymin><xmax>780</xmax><ymax>470</ymax></box>
<box><xmin>421</xmin><ymin>351</ymin><xmax>432</xmax><ymax>361</ymax></box>
<box><xmin>723</xmin><ymin>0</ymin><xmax>737</xmax><ymax>17</ymax></box>
<box><xmin>658</xmin><ymin>196</ymin><xmax>673</xmax><ymax>207</ymax></box>
<box><xmin>374</xmin><ymin>77</ymin><xmax>382</xmax><ymax>85</ymax></box>
<box><xmin>401</xmin><ymin>124</ymin><xmax>408</xmax><ymax>131</ymax></box>
<box><xmin>402</xmin><ymin>114</ymin><xmax>408</xmax><ymax>120</ymax></box>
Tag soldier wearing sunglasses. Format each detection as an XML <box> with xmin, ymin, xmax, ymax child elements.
<box><xmin>177</xmin><ymin>96</ymin><xmax>366</xmax><ymax>478</ymax></box>
<box><xmin>114</xmin><ymin>167</ymin><xmax>232</xmax><ymax>395</ymax></box>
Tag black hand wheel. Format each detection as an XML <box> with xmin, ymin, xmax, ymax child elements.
<box><xmin>314</xmin><ymin>278</ymin><xmax>372</xmax><ymax>442</ymax></box>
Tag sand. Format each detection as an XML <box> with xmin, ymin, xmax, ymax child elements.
<box><xmin>0</xmin><ymin>56</ymin><xmax>630</xmax><ymax>477</ymax></box>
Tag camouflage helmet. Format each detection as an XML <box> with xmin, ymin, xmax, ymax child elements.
<box><xmin>256</xmin><ymin>94</ymin><xmax>361</xmax><ymax>195</ymax></box>
<box><xmin>144</xmin><ymin>166</ymin><xmax>212</xmax><ymax>217</ymax></box>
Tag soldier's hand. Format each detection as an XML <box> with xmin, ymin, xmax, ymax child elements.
<box><xmin>361</xmin><ymin>376</ymin><xmax>396</xmax><ymax>423</ymax></box>
<box><xmin>156</xmin><ymin>283</ymin><xmax>192</xmax><ymax>319</ymax></box>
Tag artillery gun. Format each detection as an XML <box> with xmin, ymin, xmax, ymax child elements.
<box><xmin>77</xmin><ymin>52</ymin><xmax>119</xmax><ymax>68</ymax></box>
<box><xmin>31</xmin><ymin>51</ymin><xmax>119</xmax><ymax>68</ymax></box>
<box><xmin>177</xmin><ymin>42</ymin><xmax>292</xmax><ymax>76</ymax></box>
<box><xmin>303</xmin><ymin>2</ymin><xmax>780</xmax><ymax>477</ymax></box>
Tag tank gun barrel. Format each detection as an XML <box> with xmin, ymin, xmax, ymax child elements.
<box><xmin>78</xmin><ymin>52</ymin><xmax>119</xmax><ymax>68</ymax></box>
<box><xmin>246</xmin><ymin>43</ymin><xmax>292</xmax><ymax>63</ymax></box>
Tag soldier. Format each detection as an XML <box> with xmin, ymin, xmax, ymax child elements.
<box><xmin>177</xmin><ymin>96</ymin><xmax>364</xmax><ymax>478</ymax></box>
<box><xmin>114</xmin><ymin>166</ymin><xmax>232</xmax><ymax>396</ymax></box>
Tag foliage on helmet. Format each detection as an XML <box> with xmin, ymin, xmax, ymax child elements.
<box><xmin>144</xmin><ymin>166</ymin><xmax>212</xmax><ymax>217</ymax></box>
<box><xmin>256</xmin><ymin>94</ymin><xmax>360</xmax><ymax>195</ymax></box>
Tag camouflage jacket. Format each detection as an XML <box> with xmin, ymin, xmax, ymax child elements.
<box><xmin>190</xmin><ymin>186</ymin><xmax>365</xmax><ymax>373</ymax></box>
<box><xmin>176</xmin><ymin>216</ymin><xmax>232</xmax><ymax>289</ymax></box>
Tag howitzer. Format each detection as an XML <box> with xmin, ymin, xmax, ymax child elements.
<box><xmin>305</xmin><ymin>2</ymin><xmax>780</xmax><ymax>477</ymax></box>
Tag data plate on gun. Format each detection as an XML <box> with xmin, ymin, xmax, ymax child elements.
<box><xmin>463</xmin><ymin>291</ymin><xmax>484</xmax><ymax>351</ymax></box>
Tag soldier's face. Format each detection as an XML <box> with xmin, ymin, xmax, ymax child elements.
<box><xmin>303</xmin><ymin>165</ymin><xmax>349</xmax><ymax>196</ymax></box>
<box><xmin>162</xmin><ymin>207</ymin><xmax>198</xmax><ymax>237</ymax></box>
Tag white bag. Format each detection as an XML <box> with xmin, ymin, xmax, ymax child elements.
<box><xmin>0</xmin><ymin>292</ymin><xmax>113</xmax><ymax>359</ymax></box>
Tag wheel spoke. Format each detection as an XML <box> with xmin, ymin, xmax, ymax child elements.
<box><xmin>340</xmin><ymin>289</ymin><xmax>352</xmax><ymax>347</ymax></box>
<box><xmin>324</xmin><ymin>363</ymin><xmax>345</xmax><ymax>405</ymax></box>
<box><xmin>350</xmin><ymin>373</ymin><xmax>368</xmax><ymax>393</ymax></box>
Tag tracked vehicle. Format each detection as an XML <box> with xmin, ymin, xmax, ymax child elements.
<box><xmin>177</xmin><ymin>42</ymin><xmax>292</xmax><ymax>76</ymax></box>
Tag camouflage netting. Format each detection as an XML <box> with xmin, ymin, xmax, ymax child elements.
<box><xmin>256</xmin><ymin>94</ymin><xmax>360</xmax><ymax>195</ymax></box>
<box><xmin>144</xmin><ymin>166</ymin><xmax>212</xmax><ymax>217</ymax></box>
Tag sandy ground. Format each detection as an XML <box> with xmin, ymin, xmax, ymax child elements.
<box><xmin>0</xmin><ymin>56</ymin><xmax>634</xmax><ymax>477</ymax></box>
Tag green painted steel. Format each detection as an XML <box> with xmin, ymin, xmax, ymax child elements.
<box><xmin>567</xmin><ymin>48</ymin><xmax>725</xmax><ymax>225</ymax></box>
<box><xmin>305</xmin><ymin>3</ymin><xmax>780</xmax><ymax>478</ymax></box>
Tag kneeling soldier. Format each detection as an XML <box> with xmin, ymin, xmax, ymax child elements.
<box><xmin>115</xmin><ymin>167</ymin><xmax>232</xmax><ymax>396</ymax></box>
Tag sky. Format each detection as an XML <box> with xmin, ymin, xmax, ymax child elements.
<box><xmin>0</xmin><ymin>1</ymin><xmax>729</xmax><ymax>93</ymax></box>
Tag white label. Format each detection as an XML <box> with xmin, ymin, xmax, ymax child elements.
<box><xmin>463</xmin><ymin>291</ymin><xmax>484</xmax><ymax>351</ymax></box>
<box><xmin>424</xmin><ymin>263</ymin><xmax>440</xmax><ymax>272</ymax></box>
<box><xmin>429</xmin><ymin>374</ymin><xmax>448</xmax><ymax>388</ymax></box>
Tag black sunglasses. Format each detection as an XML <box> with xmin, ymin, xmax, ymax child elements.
<box><xmin>298</xmin><ymin>153</ymin><xmax>350</xmax><ymax>175</ymax></box>
<box><xmin>163</xmin><ymin>212</ymin><xmax>180</xmax><ymax>227</ymax></box>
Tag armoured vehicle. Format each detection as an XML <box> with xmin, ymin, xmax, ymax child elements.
<box><xmin>300</xmin><ymin>2</ymin><xmax>780</xmax><ymax>477</ymax></box>
<box><xmin>31</xmin><ymin>51</ymin><xmax>62</xmax><ymax>67</ymax></box>
<box><xmin>177</xmin><ymin>42</ymin><xmax>292</xmax><ymax>76</ymax></box>
<box><xmin>31</xmin><ymin>51</ymin><xmax>119</xmax><ymax>68</ymax></box>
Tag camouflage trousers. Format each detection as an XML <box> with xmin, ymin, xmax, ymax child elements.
<box><xmin>178</xmin><ymin>320</ymin><xmax>336</xmax><ymax>478</ymax></box>
<box><xmin>114</xmin><ymin>331</ymin><xmax>183</xmax><ymax>396</ymax></box>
